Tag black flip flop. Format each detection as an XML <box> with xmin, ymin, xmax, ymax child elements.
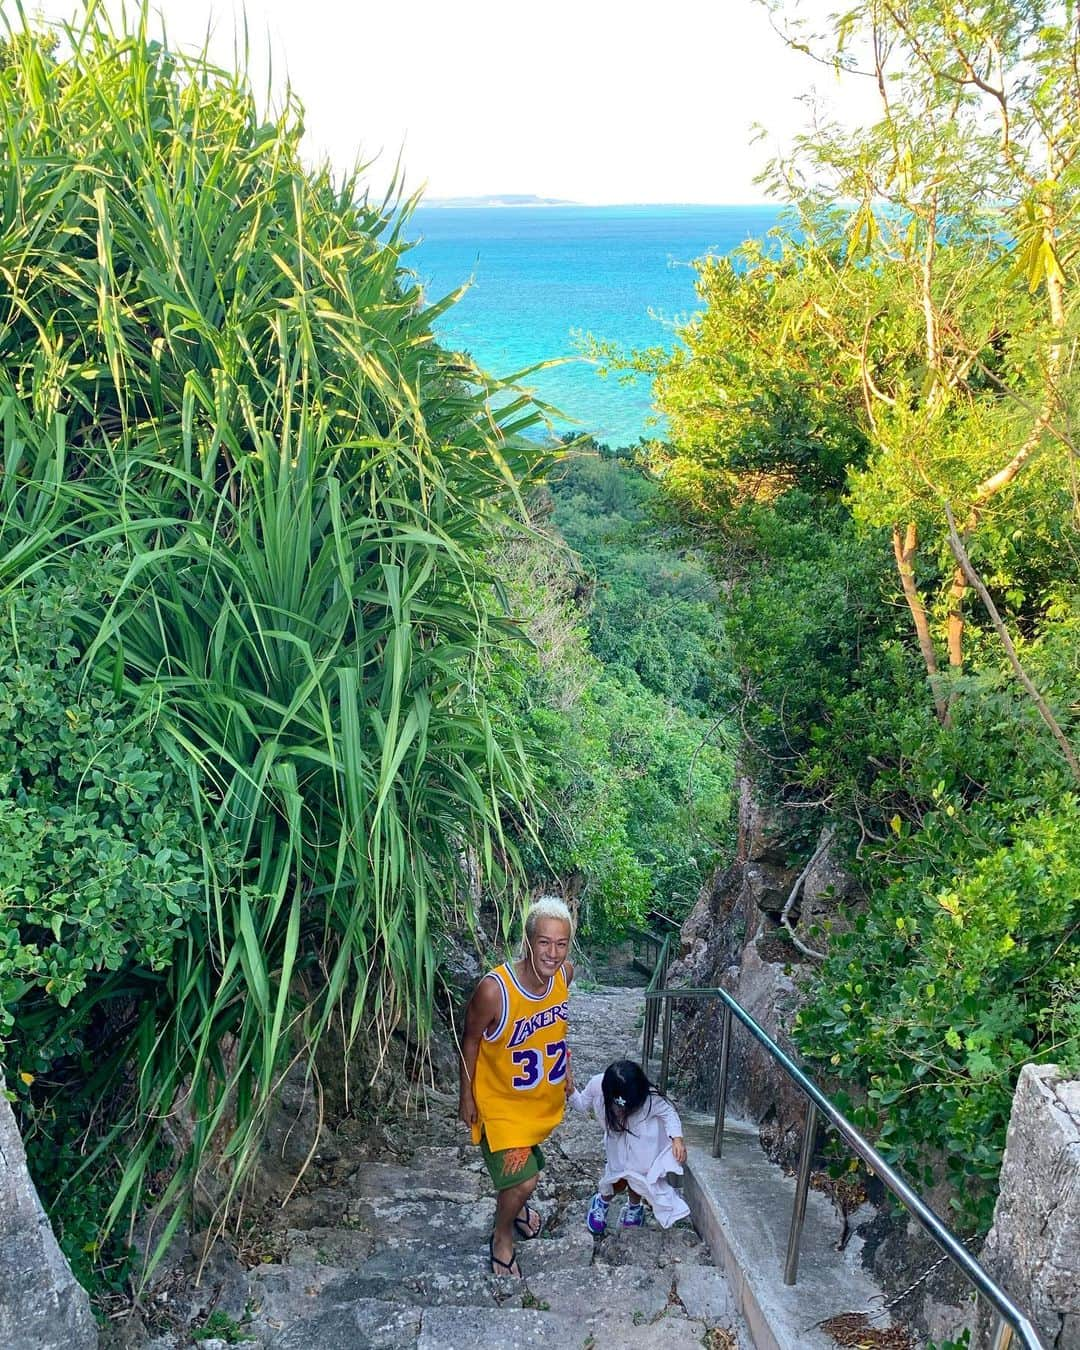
<box><xmin>513</xmin><ymin>1202</ymin><xmax>543</xmax><ymax>1240</ymax></box>
<box><xmin>488</xmin><ymin>1233</ymin><xmax>522</xmax><ymax>1278</ymax></box>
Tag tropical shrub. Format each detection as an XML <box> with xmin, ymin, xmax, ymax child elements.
<box><xmin>534</xmin><ymin>449</ymin><xmax>736</xmax><ymax>933</ymax></box>
<box><xmin>487</xmin><ymin>452</ymin><xmax>736</xmax><ymax>941</ymax></box>
<box><xmin>0</xmin><ymin>4</ymin><xmax>545</xmax><ymax>1273</ymax></box>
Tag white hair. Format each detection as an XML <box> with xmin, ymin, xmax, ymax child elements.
<box><xmin>523</xmin><ymin>895</ymin><xmax>574</xmax><ymax>941</ymax></box>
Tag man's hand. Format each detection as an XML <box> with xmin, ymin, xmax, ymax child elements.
<box><xmin>459</xmin><ymin>1088</ymin><xmax>478</xmax><ymax>1128</ymax></box>
<box><xmin>671</xmin><ymin>1136</ymin><xmax>687</xmax><ymax>1165</ymax></box>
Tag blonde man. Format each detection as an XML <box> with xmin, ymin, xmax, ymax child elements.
<box><xmin>458</xmin><ymin>897</ymin><xmax>575</xmax><ymax>1277</ymax></box>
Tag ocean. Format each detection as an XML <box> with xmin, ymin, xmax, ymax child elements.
<box><xmin>406</xmin><ymin>204</ymin><xmax>783</xmax><ymax>447</ymax></box>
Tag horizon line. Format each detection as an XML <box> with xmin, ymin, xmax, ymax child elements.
<box><xmin>419</xmin><ymin>196</ymin><xmax>785</xmax><ymax>209</ymax></box>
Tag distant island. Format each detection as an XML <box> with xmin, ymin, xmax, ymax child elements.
<box><xmin>423</xmin><ymin>193</ymin><xmax>579</xmax><ymax>208</ymax></box>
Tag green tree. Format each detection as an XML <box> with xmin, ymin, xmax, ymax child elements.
<box><xmin>761</xmin><ymin>0</ymin><xmax>1080</xmax><ymax>731</ymax></box>
<box><xmin>612</xmin><ymin>0</ymin><xmax>1080</xmax><ymax>1228</ymax></box>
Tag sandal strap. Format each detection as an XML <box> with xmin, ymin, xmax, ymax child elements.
<box><xmin>488</xmin><ymin>1234</ymin><xmax>520</xmax><ymax>1275</ymax></box>
<box><xmin>514</xmin><ymin>1202</ymin><xmax>542</xmax><ymax>1237</ymax></box>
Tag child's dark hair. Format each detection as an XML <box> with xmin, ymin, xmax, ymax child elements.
<box><xmin>600</xmin><ymin>1059</ymin><xmax>665</xmax><ymax>1135</ymax></box>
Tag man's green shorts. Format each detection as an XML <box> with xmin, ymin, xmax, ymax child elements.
<box><xmin>479</xmin><ymin>1132</ymin><xmax>546</xmax><ymax>1191</ymax></box>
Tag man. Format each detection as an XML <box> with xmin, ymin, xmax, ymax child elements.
<box><xmin>458</xmin><ymin>896</ymin><xmax>575</xmax><ymax>1277</ymax></box>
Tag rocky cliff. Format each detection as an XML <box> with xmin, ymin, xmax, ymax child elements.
<box><xmin>980</xmin><ymin>1064</ymin><xmax>1080</xmax><ymax>1349</ymax></box>
<box><xmin>0</xmin><ymin>1073</ymin><xmax>98</xmax><ymax>1350</ymax></box>
<box><xmin>666</xmin><ymin>778</ymin><xmax>853</xmax><ymax>1164</ymax></box>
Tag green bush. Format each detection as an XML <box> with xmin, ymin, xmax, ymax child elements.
<box><xmin>500</xmin><ymin>451</ymin><xmax>736</xmax><ymax>936</ymax></box>
<box><xmin>0</xmin><ymin>566</ymin><xmax>201</xmax><ymax>1041</ymax></box>
<box><xmin>796</xmin><ymin>796</ymin><xmax>1080</xmax><ymax>1229</ymax></box>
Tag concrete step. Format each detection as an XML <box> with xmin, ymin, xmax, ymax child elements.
<box><xmin>683</xmin><ymin>1113</ymin><xmax>892</xmax><ymax>1350</ymax></box>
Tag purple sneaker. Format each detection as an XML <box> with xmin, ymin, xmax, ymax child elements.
<box><xmin>586</xmin><ymin>1192</ymin><xmax>610</xmax><ymax>1234</ymax></box>
<box><xmin>621</xmin><ymin>1200</ymin><xmax>645</xmax><ymax>1228</ymax></box>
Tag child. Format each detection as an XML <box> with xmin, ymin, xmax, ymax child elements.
<box><xmin>566</xmin><ymin>1058</ymin><xmax>691</xmax><ymax>1232</ymax></box>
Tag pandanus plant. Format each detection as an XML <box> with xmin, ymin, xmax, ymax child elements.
<box><xmin>0</xmin><ymin>0</ymin><xmax>549</xmax><ymax>1271</ymax></box>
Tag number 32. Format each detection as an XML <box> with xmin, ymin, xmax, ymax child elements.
<box><xmin>511</xmin><ymin>1040</ymin><xmax>567</xmax><ymax>1090</ymax></box>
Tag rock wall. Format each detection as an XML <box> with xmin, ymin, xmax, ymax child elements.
<box><xmin>980</xmin><ymin>1064</ymin><xmax>1080</xmax><ymax>1349</ymax></box>
<box><xmin>0</xmin><ymin>1073</ymin><xmax>98</xmax><ymax>1350</ymax></box>
<box><xmin>666</xmin><ymin>778</ymin><xmax>853</xmax><ymax>1164</ymax></box>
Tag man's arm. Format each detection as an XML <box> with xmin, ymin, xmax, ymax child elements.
<box><xmin>563</xmin><ymin>959</ymin><xmax>575</xmax><ymax>985</ymax></box>
<box><xmin>458</xmin><ymin>975</ymin><xmax>501</xmax><ymax>1127</ymax></box>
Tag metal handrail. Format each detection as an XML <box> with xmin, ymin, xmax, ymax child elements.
<box><xmin>638</xmin><ymin>929</ymin><xmax>674</xmax><ymax>1054</ymax></box>
<box><xmin>628</xmin><ymin>923</ymin><xmax>670</xmax><ymax>977</ymax></box>
<box><xmin>643</xmin><ymin>981</ymin><xmax>1045</xmax><ymax>1350</ymax></box>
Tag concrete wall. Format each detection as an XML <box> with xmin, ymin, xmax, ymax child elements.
<box><xmin>0</xmin><ymin>1072</ymin><xmax>97</xmax><ymax>1349</ymax></box>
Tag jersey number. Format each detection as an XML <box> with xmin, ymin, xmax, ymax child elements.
<box><xmin>511</xmin><ymin>1040</ymin><xmax>567</xmax><ymax>1091</ymax></box>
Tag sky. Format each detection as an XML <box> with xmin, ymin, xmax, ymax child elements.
<box><xmin>17</xmin><ymin>0</ymin><xmax>880</xmax><ymax>205</ymax></box>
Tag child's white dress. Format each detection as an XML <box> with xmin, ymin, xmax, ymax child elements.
<box><xmin>568</xmin><ymin>1073</ymin><xmax>691</xmax><ymax>1228</ymax></box>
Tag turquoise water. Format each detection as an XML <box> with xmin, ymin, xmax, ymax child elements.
<box><xmin>406</xmin><ymin>204</ymin><xmax>782</xmax><ymax>447</ymax></box>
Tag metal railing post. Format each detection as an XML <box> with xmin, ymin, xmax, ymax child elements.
<box><xmin>784</xmin><ymin>1099</ymin><xmax>818</xmax><ymax>1286</ymax></box>
<box><xmin>640</xmin><ymin>984</ymin><xmax>1046</xmax><ymax>1348</ymax></box>
<box><xmin>659</xmin><ymin>994</ymin><xmax>673</xmax><ymax>1092</ymax></box>
<box><xmin>712</xmin><ymin>1004</ymin><xmax>732</xmax><ymax>1158</ymax></box>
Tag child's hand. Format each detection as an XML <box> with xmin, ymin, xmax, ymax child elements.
<box><xmin>671</xmin><ymin>1136</ymin><xmax>687</xmax><ymax>1165</ymax></box>
<box><xmin>564</xmin><ymin>1057</ymin><xmax>576</xmax><ymax>1096</ymax></box>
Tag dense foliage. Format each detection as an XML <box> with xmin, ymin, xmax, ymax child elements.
<box><xmin>0</xmin><ymin>566</ymin><xmax>202</xmax><ymax>1028</ymax></box>
<box><xmin>490</xmin><ymin>446</ymin><xmax>735</xmax><ymax>938</ymax></box>
<box><xmin>0</xmin><ymin>6</ymin><xmax>546</xmax><ymax>1275</ymax></box>
<box><xmin>618</xmin><ymin>0</ymin><xmax>1080</xmax><ymax>1227</ymax></box>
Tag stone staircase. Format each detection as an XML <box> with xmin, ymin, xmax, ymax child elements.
<box><xmin>138</xmin><ymin>984</ymin><xmax>748</xmax><ymax>1349</ymax></box>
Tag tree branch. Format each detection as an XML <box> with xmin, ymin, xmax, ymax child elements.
<box><xmin>780</xmin><ymin>826</ymin><xmax>835</xmax><ymax>962</ymax></box>
<box><xmin>944</xmin><ymin>504</ymin><xmax>1080</xmax><ymax>783</ymax></box>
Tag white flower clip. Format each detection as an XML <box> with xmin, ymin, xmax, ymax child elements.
<box><xmin>613</xmin><ymin>1095</ymin><xmax>627</xmax><ymax>1107</ymax></box>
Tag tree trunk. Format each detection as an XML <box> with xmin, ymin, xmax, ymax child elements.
<box><xmin>947</xmin><ymin>561</ymin><xmax>965</xmax><ymax>672</ymax></box>
<box><xmin>892</xmin><ymin>522</ymin><xmax>950</xmax><ymax>725</ymax></box>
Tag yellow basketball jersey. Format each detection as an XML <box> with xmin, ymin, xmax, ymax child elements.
<box><xmin>471</xmin><ymin>961</ymin><xmax>569</xmax><ymax>1151</ymax></box>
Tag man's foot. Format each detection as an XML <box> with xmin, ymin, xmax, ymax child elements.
<box><xmin>488</xmin><ymin>1233</ymin><xmax>522</xmax><ymax>1278</ymax></box>
<box><xmin>621</xmin><ymin>1200</ymin><xmax>645</xmax><ymax>1228</ymax></box>
<box><xmin>586</xmin><ymin>1192</ymin><xmax>610</xmax><ymax>1235</ymax></box>
<box><xmin>513</xmin><ymin>1202</ymin><xmax>543</xmax><ymax>1240</ymax></box>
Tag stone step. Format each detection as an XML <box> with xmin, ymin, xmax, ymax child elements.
<box><xmin>416</xmin><ymin>1305</ymin><xmax>581</xmax><ymax>1349</ymax></box>
<box><xmin>239</xmin><ymin>1241</ymin><xmax>735</xmax><ymax>1346</ymax></box>
<box><xmin>276</xmin><ymin>1229</ymin><xmax>596</xmax><ymax>1308</ymax></box>
<box><xmin>592</xmin><ymin>1219</ymin><xmax>714</xmax><ymax>1268</ymax></box>
<box><xmin>264</xmin><ymin>1295</ymin><xmax>421</xmax><ymax>1349</ymax></box>
<box><xmin>344</xmin><ymin>1158</ymin><xmax>486</xmax><ymax>1204</ymax></box>
<box><xmin>416</xmin><ymin>1302</ymin><xmax>722</xmax><ymax>1350</ymax></box>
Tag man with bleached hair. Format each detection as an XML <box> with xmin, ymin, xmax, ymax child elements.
<box><xmin>458</xmin><ymin>896</ymin><xmax>575</xmax><ymax>1278</ymax></box>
